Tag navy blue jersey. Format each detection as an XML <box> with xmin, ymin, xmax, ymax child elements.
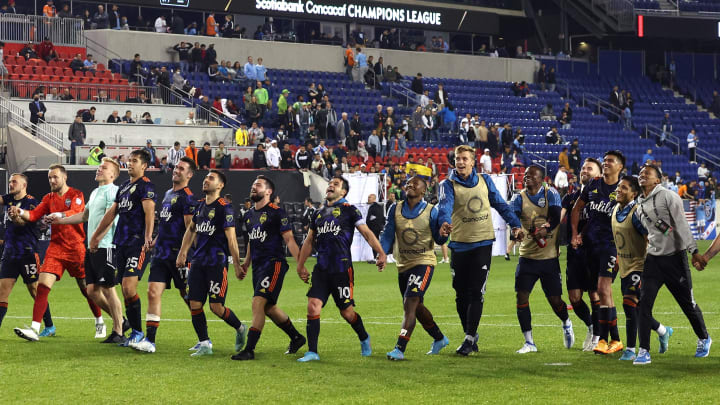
<box><xmin>562</xmin><ymin>188</ymin><xmax>587</xmax><ymax>242</ymax></box>
<box><xmin>310</xmin><ymin>198</ymin><xmax>364</xmax><ymax>273</ymax></box>
<box><xmin>2</xmin><ymin>194</ymin><xmax>40</xmax><ymax>259</ymax></box>
<box><xmin>114</xmin><ymin>176</ymin><xmax>155</xmax><ymax>247</ymax></box>
<box><xmin>155</xmin><ymin>187</ymin><xmax>197</xmax><ymax>260</ymax></box>
<box><xmin>579</xmin><ymin>177</ymin><xmax>619</xmax><ymax>247</ymax></box>
<box><xmin>192</xmin><ymin>197</ymin><xmax>234</xmax><ymax>266</ymax></box>
<box><xmin>244</xmin><ymin>203</ymin><xmax>292</xmax><ymax>269</ymax></box>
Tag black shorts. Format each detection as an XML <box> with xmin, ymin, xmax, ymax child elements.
<box><xmin>398</xmin><ymin>265</ymin><xmax>434</xmax><ymax>299</ymax></box>
<box><xmin>566</xmin><ymin>247</ymin><xmax>592</xmax><ymax>292</ymax></box>
<box><xmin>307</xmin><ymin>265</ymin><xmax>355</xmax><ymax>310</ymax></box>
<box><xmin>252</xmin><ymin>260</ymin><xmax>288</xmax><ymax>305</ymax></box>
<box><xmin>84</xmin><ymin>248</ymin><xmax>117</xmax><ymax>287</ymax></box>
<box><xmin>515</xmin><ymin>257</ymin><xmax>563</xmax><ymax>297</ymax></box>
<box><xmin>450</xmin><ymin>245</ymin><xmax>492</xmax><ymax>299</ymax></box>
<box><xmin>587</xmin><ymin>246</ymin><xmax>618</xmax><ymax>291</ymax></box>
<box><xmin>0</xmin><ymin>253</ymin><xmax>40</xmax><ymax>284</ymax></box>
<box><xmin>149</xmin><ymin>257</ymin><xmax>188</xmax><ymax>290</ymax></box>
<box><xmin>114</xmin><ymin>243</ymin><xmax>147</xmax><ymax>283</ymax></box>
<box><xmin>187</xmin><ymin>261</ymin><xmax>228</xmax><ymax>305</ymax></box>
<box><xmin>621</xmin><ymin>271</ymin><xmax>642</xmax><ymax>299</ymax></box>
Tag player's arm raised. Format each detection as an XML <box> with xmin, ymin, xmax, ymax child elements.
<box><xmin>357</xmin><ymin>223</ymin><xmax>386</xmax><ymax>272</ymax></box>
<box><xmin>90</xmin><ymin>203</ymin><xmax>118</xmax><ymax>252</ymax></box>
<box><xmin>296</xmin><ymin>229</ymin><xmax>314</xmax><ymax>282</ymax></box>
<box><xmin>142</xmin><ymin>199</ymin><xmax>155</xmax><ymax>252</ymax></box>
<box><xmin>176</xmin><ymin>222</ymin><xmax>196</xmax><ymax>269</ymax></box>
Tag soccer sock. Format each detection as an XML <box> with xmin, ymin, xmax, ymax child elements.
<box><xmin>598</xmin><ymin>306</ymin><xmax>609</xmax><ymax>341</ymax></box>
<box><xmin>571</xmin><ymin>299</ymin><xmax>592</xmax><ymax>327</ymax></box>
<box><xmin>43</xmin><ymin>304</ymin><xmax>53</xmax><ymax>328</ymax></box>
<box><xmin>348</xmin><ymin>313</ymin><xmax>369</xmax><ymax>341</ymax></box>
<box><xmin>190</xmin><ymin>308</ymin><xmax>209</xmax><ymax>342</ymax></box>
<box><xmin>552</xmin><ymin>302</ymin><xmax>570</xmax><ymax>323</ymax></box>
<box><xmin>274</xmin><ymin>317</ymin><xmax>301</xmax><ymax>339</ymax></box>
<box><xmin>307</xmin><ymin>316</ymin><xmax>320</xmax><ymax>353</ymax></box>
<box><xmin>609</xmin><ymin>307</ymin><xmax>620</xmax><ymax>341</ymax></box>
<box><xmin>591</xmin><ymin>300</ymin><xmax>600</xmax><ymax>336</ymax></box>
<box><xmin>523</xmin><ymin>330</ymin><xmax>534</xmax><ymax>345</ymax></box>
<box><xmin>245</xmin><ymin>327</ymin><xmax>261</xmax><ymax>352</ymax></box>
<box><xmin>124</xmin><ymin>294</ymin><xmax>142</xmax><ymax>332</ymax></box>
<box><xmin>395</xmin><ymin>334</ymin><xmax>410</xmax><ymax>352</ymax></box>
<box><xmin>146</xmin><ymin>314</ymin><xmax>160</xmax><ymax>343</ymax></box>
<box><xmin>422</xmin><ymin>322</ymin><xmax>444</xmax><ymax>341</ymax></box>
<box><xmin>517</xmin><ymin>303</ymin><xmax>532</xmax><ymax>338</ymax></box>
<box><xmin>80</xmin><ymin>286</ymin><xmax>102</xmax><ymax>318</ymax></box>
<box><xmin>0</xmin><ymin>302</ymin><xmax>7</xmax><ymax>327</ymax></box>
<box><xmin>455</xmin><ymin>297</ymin><xmax>468</xmax><ymax>333</ymax></box>
<box><xmin>221</xmin><ymin>308</ymin><xmax>243</xmax><ymax>330</ymax></box>
<box><xmin>466</xmin><ymin>299</ymin><xmax>484</xmax><ymax>337</ymax></box>
<box><xmin>623</xmin><ymin>299</ymin><xmax>637</xmax><ymax>349</ymax></box>
<box><xmin>655</xmin><ymin>323</ymin><xmax>667</xmax><ymax>336</ymax></box>
<box><xmin>32</xmin><ymin>284</ymin><xmax>51</xmax><ymax>327</ymax></box>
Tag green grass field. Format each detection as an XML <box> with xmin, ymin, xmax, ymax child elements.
<box><xmin>3</xmin><ymin>243</ymin><xmax>720</xmax><ymax>403</ymax></box>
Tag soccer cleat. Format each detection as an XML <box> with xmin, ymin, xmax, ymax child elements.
<box><xmin>516</xmin><ymin>342</ymin><xmax>538</xmax><ymax>354</ymax></box>
<box><xmin>658</xmin><ymin>327</ymin><xmax>674</xmax><ymax>354</ymax></box>
<box><xmin>563</xmin><ymin>320</ymin><xmax>575</xmax><ymax>349</ymax></box>
<box><xmin>386</xmin><ymin>348</ymin><xmax>405</xmax><ymax>360</ymax></box>
<box><xmin>14</xmin><ymin>326</ymin><xmax>39</xmax><ymax>342</ymax></box>
<box><xmin>607</xmin><ymin>340</ymin><xmax>624</xmax><ymax>354</ymax></box>
<box><xmin>95</xmin><ymin>323</ymin><xmax>107</xmax><ymax>339</ymax></box>
<box><xmin>633</xmin><ymin>349</ymin><xmax>651</xmax><ymax>365</ymax></box>
<box><xmin>39</xmin><ymin>325</ymin><xmax>56</xmax><ymax>337</ymax></box>
<box><xmin>235</xmin><ymin>324</ymin><xmax>248</xmax><ymax>352</ymax></box>
<box><xmin>582</xmin><ymin>326</ymin><xmax>594</xmax><ymax>351</ymax></box>
<box><xmin>190</xmin><ymin>340</ymin><xmax>213</xmax><ymax>357</ymax></box>
<box><xmin>360</xmin><ymin>336</ymin><xmax>372</xmax><ymax>357</ymax></box>
<box><xmin>285</xmin><ymin>335</ymin><xmax>306</xmax><ymax>355</ymax></box>
<box><xmin>504</xmin><ymin>253</ymin><xmax>511</xmax><ymax>261</ymax></box>
<box><xmin>102</xmin><ymin>332</ymin><xmax>125</xmax><ymax>344</ymax></box>
<box><xmin>456</xmin><ymin>338</ymin><xmax>474</xmax><ymax>356</ymax></box>
<box><xmin>593</xmin><ymin>339</ymin><xmax>609</xmax><ymax>354</ymax></box>
<box><xmin>132</xmin><ymin>338</ymin><xmax>156</xmax><ymax>353</ymax></box>
<box><xmin>189</xmin><ymin>339</ymin><xmax>212</xmax><ymax>351</ymax></box>
<box><xmin>231</xmin><ymin>349</ymin><xmax>255</xmax><ymax>361</ymax></box>
<box><xmin>297</xmin><ymin>351</ymin><xmax>320</xmax><ymax>362</ymax></box>
<box><xmin>472</xmin><ymin>334</ymin><xmax>479</xmax><ymax>352</ymax></box>
<box><xmin>695</xmin><ymin>336</ymin><xmax>712</xmax><ymax>358</ymax></box>
<box><xmin>427</xmin><ymin>336</ymin><xmax>450</xmax><ymax>355</ymax></box>
<box><xmin>619</xmin><ymin>349</ymin><xmax>636</xmax><ymax>361</ymax></box>
<box><xmin>121</xmin><ymin>330</ymin><xmax>144</xmax><ymax>347</ymax></box>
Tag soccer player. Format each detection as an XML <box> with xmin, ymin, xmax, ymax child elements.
<box><xmin>611</xmin><ymin>175</ymin><xmax>672</xmax><ymax>361</ymax></box>
<box><xmin>571</xmin><ymin>150</ymin><xmax>624</xmax><ymax>355</ymax></box>
<box><xmin>560</xmin><ymin>158</ymin><xmax>601</xmax><ymax>351</ymax></box>
<box><xmin>634</xmin><ymin>165</ymin><xmax>710</xmax><ymax>364</ymax></box>
<box><xmin>295</xmin><ymin>176</ymin><xmax>387</xmax><ymax>362</ymax></box>
<box><xmin>438</xmin><ymin>145</ymin><xmax>523</xmax><ymax>355</ymax></box>
<box><xmin>51</xmin><ymin>158</ymin><xmax>127</xmax><ymax>343</ymax></box>
<box><xmin>510</xmin><ymin>166</ymin><xmax>574</xmax><ymax>353</ymax></box>
<box><xmin>176</xmin><ymin>169</ymin><xmax>247</xmax><ymax>357</ymax></box>
<box><xmin>12</xmin><ymin>164</ymin><xmax>105</xmax><ymax>341</ymax></box>
<box><xmin>232</xmin><ymin>175</ymin><xmax>306</xmax><ymax>360</ymax></box>
<box><xmin>132</xmin><ymin>157</ymin><xmax>197</xmax><ymax>353</ymax></box>
<box><xmin>0</xmin><ymin>174</ymin><xmax>54</xmax><ymax>335</ymax></box>
<box><xmin>379</xmin><ymin>176</ymin><xmax>450</xmax><ymax>360</ymax></box>
<box><xmin>91</xmin><ymin>149</ymin><xmax>155</xmax><ymax>346</ymax></box>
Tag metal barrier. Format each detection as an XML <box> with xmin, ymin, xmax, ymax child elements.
<box><xmin>4</xmin><ymin>79</ymin><xmax>161</xmax><ymax>103</ymax></box>
<box><xmin>645</xmin><ymin>123</ymin><xmax>681</xmax><ymax>155</ymax></box>
<box><xmin>0</xmin><ymin>14</ymin><xmax>85</xmax><ymax>47</ymax></box>
<box><xmin>591</xmin><ymin>0</ymin><xmax>635</xmax><ymax>31</ymax></box>
<box><xmin>156</xmin><ymin>83</ymin><xmax>243</xmax><ymax>131</ymax></box>
<box><xmin>582</xmin><ymin>92</ymin><xmax>623</xmax><ymax>121</ymax></box>
<box><xmin>0</xmin><ymin>94</ymin><xmax>64</xmax><ymax>151</ymax></box>
<box><xmin>556</xmin><ymin>78</ymin><xmax>570</xmax><ymax>100</ymax></box>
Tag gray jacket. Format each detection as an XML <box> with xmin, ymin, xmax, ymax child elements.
<box><xmin>636</xmin><ymin>184</ymin><xmax>697</xmax><ymax>256</ymax></box>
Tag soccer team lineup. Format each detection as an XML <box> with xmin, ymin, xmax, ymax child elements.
<box><xmin>1</xmin><ymin>145</ymin><xmax>717</xmax><ymax>366</ymax></box>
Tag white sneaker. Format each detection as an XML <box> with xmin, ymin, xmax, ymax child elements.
<box><xmin>563</xmin><ymin>320</ymin><xmax>575</xmax><ymax>349</ymax></box>
<box><xmin>516</xmin><ymin>342</ymin><xmax>538</xmax><ymax>354</ymax></box>
<box><xmin>190</xmin><ymin>340</ymin><xmax>213</xmax><ymax>357</ymax></box>
<box><xmin>133</xmin><ymin>338</ymin><xmax>156</xmax><ymax>353</ymax></box>
<box><xmin>585</xmin><ymin>335</ymin><xmax>600</xmax><ymax>352</ymax></box>
<box><xmin>95</xmin><ymin>323</ymin><xmax>107</xmax><ymax>339</ymax></box>
<box><xmin>14</xmin><ymin>326</ymin><xmax>39</xmax><ymax>342</ymax></box>
<box><xmin>582</xmin><ymin>325</ymin><xmax>594</xmax><ymax>351</ymax></box>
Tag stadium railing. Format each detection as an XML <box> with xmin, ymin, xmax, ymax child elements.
<box><xmin>6</xmin><ymin>79</ymin><xmax>159</xmax><ymax>103</ymax></box>
<box><xmin>0</xmin><ymin>14</ymin><xmax>85</xmax><ymax>47</ymax></box>
<box><xmin>0</xmin><ymin>94</ymin><xmax>64</xmax><ymax>152</ymax></box>
<box><xmin>644</xmin><ymin>123</ymin><xmax>681</xmax><ymax>155</ymax></box>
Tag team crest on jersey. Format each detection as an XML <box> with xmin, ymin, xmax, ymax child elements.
<box><xmin>609</xmin><ymin>191</ymin><xmax>617</xmax><ymax>201</ymax></box>
<box><xmin>260</xmin><ymin>212</ymin><xmax>268</xmax><ymax>223</ymax></box>
<box><xmin>537</xmin><ymin>197</ymin><xmax>546</xmax><ymax>208</ymax></box>
<box><xmin>281</xmin><ymin>217</ymin><xmax>288</xmax><ymax>226</ymax></box>
<box><xmin>171</xmin><ymin>196</ymin><xmax>178</xmax><ymax>205</ymax></box>
<box><xmin>147</xmin><ymin>191</ymin><xmax>154</xmax><ymax>198</ymax></box>
<box><xmin>226</xmin><ymin>215</ymin><xmax>233</xmax><ymax>223</ymax></box>
<box><xmin>332</xmin><ymin>207</ymin><xmax>341</xmax><ymax>217</ymax></box>
<box><xmin>208</xmin><ymin>209</ymin><xmax>215</xmax><ymax>219</ymax></box>
<box><xmin>65</xmin><ymin>198</ymin><xmax>71</xmax><ymax>207</ymax></box>
<box><xmin>130</xmin><ymin>185</ymin><xmax>136</xmax><ymax>194</ymax></box>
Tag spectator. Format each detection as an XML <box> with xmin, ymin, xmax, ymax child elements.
<box><xmin>141</xmin><ymin>112</ymin><xmax>153</xmax><ymax>124</ymax></box>
<box><xmin>234</xmin><ymin>122</ymin><xmax>250</xmax><ymax>146</ymax></box>
<box><xmin>243</xmin><ymin>56</ymin><xmax>257</xmax><ymax>83</ymax></box>
<box><xmin>280</xmin><ymin>143</ymin><xmax>294</xmax><ymax>169</ymax></box>
<box><xmin>35</xmin><ymin>37</ymin><xmax>58</xmax><ymax>63</ymax></box>
<box><xmin>118</xmin><ymin>110</ymin><xmax>133</xmax><ymax>123</ymax></box>
<box><xmin>422</xmin><ymin>109</ymin><xmax>437</xmax><ymax>142</ymax></box>
<box><xmin>310</xmin><ymin>153</ymin><xmax>324</xmax><ymax>175</ymax></box>
<box><xmin>197</xmin><ymin>142</ymin><xmax>212</xmax><ymax>169</ymax></box>
<box><xmin>167</xmin><ymin>141</ymin><xmax>184</xmax><ymax>168</ymax></box>
<box><xmin>185</xmin><ymin>140</ymin><xmax>198</xmax><ymax>164</ymax></box>
<box><xmin>215</xmin><ymin>141</ymin><xmax>230</xmax><ymax>169</ymax></box>
<box><xmin>365</xmin><ymin>193</ymin><xmax>384</xmax><ymax>243</ymax></box>
<box><xmin>539</xmin><ymin>103</ymin><xmax>555</xmax><ymax>120</ymax></box>
<box><xmin>253</xmin><ymin>144</ymin><xmax>267</xmax><ymax>168</ymax></box>
<box><xmin>558</xmin><ymin>111</ymin><xmax>571</xmax><ymax>130</ymax></box>
<box><xmin>434</xmin><ymin>83</ymin><xmax>449</xmax><ymax>106</ymax></box>
<box><xmin>92</xmin><ymin>4</ymin><xmax>109</xmax><ymax>29</ymax></box>
<box><xmin>81</xmin><ymin>106</ymin><xmax>96</xmax><ymax>123</ymax></box>
<box><xmin>266</xmin><ymin>139</ymin><xmax>281</xmax><ymax>169</ymax></box>
<box><xmin>154</xmin><ymin>15</ymin><xmax>167</xmax><ymax>33</ymax></box>
<box><xmin>623</xmin><ymin>105</ymin><xmax>633</xmax><ymax>130</ymax></box>
<box><xmin>373</xmin><ymin>104</ymin><xmax>386</xmax><ymax>132</ymax></box>
<box><xmin>83</xmin><ymin>54</ymin><xmax>97</xmax><ymax>71</ymax></box>
<box><xmin>545</xmin><ymin>126</ymin><xmax>561</xmax><ymax>144</ymax></box>
<box><xmin>687</xmin><ymin>128</ymin><xmax>698</xmax><ymax>164</ymax></box>
<box><xmin>42</xmin><ymin>0</ymin><xmax>56</xmax><ymax>17</ymax></box>
<box><xmin>357</xmin><ymin>140</ymin><xmax>369</xmax><ymax>163</ymax></box>
<box><xmin>642</xmin><ymin>149</ymin><xmax>654</xmax><ymax>164</ymax></box>
<box><xmin>255</xmin><ymin>57</ymin><xmax>267</xmax><ymax>82</ymax></box>
<box><xmin>206</xmin><ymin>13</ymin><xmax>218</xmax><ymax>36</ymax></box>
<box><xmin>254</xmin><ymin>81</ymin><xmax>269</xmax><ymax>116</ymax></box>
<box><xmin>568</xmin><ymin>148</ymin><xmax>581</xmax><ymax>175</ymax></box>
<box><xmin>67</xmin><ymin>115</ymin><xmax>86</xmax><ymax>165</ymax></box>
<box><xmin>117</xmin><ymin>155</ymin><xmax>128</xmax><ymax>168</ymax></box>
<box><xmin>479</xmin><ymin>148</ymin><xmax>493</xmax><ymax>173</ymax></box>
<box><xmin>438</xmin><ymin>104</ymin><xmax>456</xmax><ymax>133</ymax></box>
<box><xmin>660</xmin><ymin>112</ymin><xmax>672</xmax><ymax>146</ymax></box>
<box><xmin>335</xmin><ymin>112</ymin><xmax>350</xmax><ymax>146</ymax></box>
<box><xmin>86</xmin><ymin>141</ymin><xmax>105</xmax><ymax>165</ymax></box>
<box><xmin>249</xmin><ymin>122</ymin><xmax>264</xmax><ymax>143</ymax></box>
<box><xmin>221</xmin><ymin>14</ymin><xmax>234</xmax><ymax>37</ymax></box>
<box><xmin>106</xmin><ymin>110</ymin><xmax>121</xmax><ymax>123</ymax></box>
<box><xmin>547</xmin><ymin>67</ymin><xmax>556</xmax><ymax>92</ymax></box>
<box><xmin>558</xmin><ymin>147</ymin><xmax>569</xmax><ymax>170</ymax></box>
<box><xmin>698</xmin><ymin>162</ymin><xmax>710</xmax><ymax>182</ymax></box>
<box><xmin>344</xmin><ymin>44</ymin><xmax>354</xmax><ymax>79</ymax></box>
<box><xmin>367</xmin><ymin>130</ymin><xmax>380</xmax><ymax>157</ymax></box>
<box><xmin>205</xmin><ymin>43</ymin><xmax>217</xmax><ymax>67</ymax></box>
<box><xmin>537</xmin><ymin>63</ymin><xmax>547</xmax><ymax>91</ymax></box>
<box><xmin>554</xmin><ymin>166</ymin><xmax>568</xmax><ymax>194</ymax></box>
<box><xmin>59</xmin><ymin>88</ymin><xmax>74</xmax><ymax>101</ymax></box>
<box><xmin>129</xmin><ymin>53</ymin><xmax>145</xmax><ymax>84</ymax></box>
<box><xmin>411</xmin><ymin>73</ymin><xmax>424</xmax><ymax>94</ymax></box>
<box><xmin>561</xmin><ymin>102</ymin><xmax>572</xmax><ymax>122</ymax></box>
<box><xmin>710</xmin><ymin>90</ymin><xmax>720</xmax><ymax>117</ymax></box>
<box><xmin>173</xmin><ymin>42</ymin><xmax>192</xmax><ymax>72</ymax></box>
<box><xmin>354</xmin><ymin>47</ymin><xmax>367</xmax><ymax>83</ymax></box>
<box><xmin>295</xmin><ymin>144</ymin><xmax>311</xmax><ymax>170</ymax></box>
<box><xmin>374</xmin><ymin>56</ymin><xmax>384</xmax><ymax>81</ymax></box>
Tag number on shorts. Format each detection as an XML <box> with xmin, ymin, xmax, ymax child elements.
<box><xmin>631</xmin><ymin>273</ymin><xmax>641</xmax><ymax>286</ymax></box>
<box><xmin>24</xmin><ymin>264</ymin><xmax>37</xmax><ymax>275</ymax></box>
<box><xmin>126</xmin><ymin>257</ymin><xmax>139</xmax><ymax>269</ymax></box>
<box><xmin>607</xmin><ymin>256</ymin><xmax>617</xmax><ymax>270</ymax></box>
<box><xmin>337</xmin><ymin>286</ymin><xmax>351</xmax><ymax>299</ymax></box>
<box><xmin>209</xmin><ymin>281</ymin><xmax>221</xmax><ymax>295</ymax></box>
<box><xmin>260</xmin><ymin>276</ymin><xmax>271</xmax><ymax>288</ymax></box>
<box><xmin>407</xmin><ymin>274</ymin><xmax>423</xmax><ymax>289</ymax></box>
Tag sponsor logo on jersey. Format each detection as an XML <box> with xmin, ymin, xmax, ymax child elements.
<box><xmin>196</xmin><ymin>220</ymin><xmax>216</xmax><ymax>236</ymax></box>
<box><xmin>118</xmin><ymin>197</ymin><xmax>133</xmax><ymax>210</ymax></box>
<box><xmin>160</xmin><ymin>205</ymin><xmax>172</xmax><ymax>221</ymax></box>
<box><xmin>317</xmin><ymin>220</ymin><xmax>342</xmax><ymax>236</ymax></box>
<box><xmin>248</xmin><ymin>227</ymin><xmax>268</xmax><ymax>242</ymax></box>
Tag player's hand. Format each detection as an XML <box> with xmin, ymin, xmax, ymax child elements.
<box><xmin>692</xmin><ymin>253</ymin><xmax>707</xmax><ymax>271</ymax></box>
<box><xmin>8</xmin><ymin>205</ymin><xmax>20</xmax><ymax>218</ymax></box>
<box><xmin>534</xmin><ymin>226</ymin><xmax>548</xmax><ymax>240</ymax></box>
<box><xmin>297</xmin><ymin>265</ymin><xmax>310</xmax><ymax>283</ymax></box>
<box><xmin>376</xmin><ymin>253</ymin><xmax>386</xmax><ymax>272</ymax></box>
<box><xmin>235</xmin><ymin>262</ymin><xmax>247</xmax><ymax>280</ymax></box>
<box><xmin>44</xmin><ymin>212</ymin><xmax>63</xmax><ymax>225</ymax></box>
<box><xmin>571</xmin><ymin>233</ymin><xmax>583</xmax><ymax>249</ymax></box>
<box><xmin>512</xmin><ymin>227</ymin><xmax>524</xmax><ymax>241</ymax></box>
<box><xmin>240</xmin><ymin>260</ymin><xmax>250</xmax><ymax>275</ymax></box>
<box><xmin>89</xmin><ymin>236</ymin><xmax>99</xmax><ymax>253</ymax></box>
<box><xmin>440</xmin><ymin>222</ymin><xmax>452</xmax><ymax>237</ymax></box>
<box><xmin>143</xmin><ymin>236</ymin><xmax>152</xmax><ymax>253</ymax></box>
<box><xmin>149</xmin><ymin>238</ymin><xmax>157</xmax><ymax>249</ymax></box>
<box><xmin>176</xmin><ymin>252</ymin><xmax>187</xmax><ymax>269</ymax></box>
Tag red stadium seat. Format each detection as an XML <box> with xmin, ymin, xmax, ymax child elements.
<box><xmin>209</xmin><ymin>159</ymin><xmax>216</xmax><ymax>168</ymax></box>
<box><xmin>232</xmin><ymin>157</ymin><xmax>241</xmax><ymax>168</ymax></box>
